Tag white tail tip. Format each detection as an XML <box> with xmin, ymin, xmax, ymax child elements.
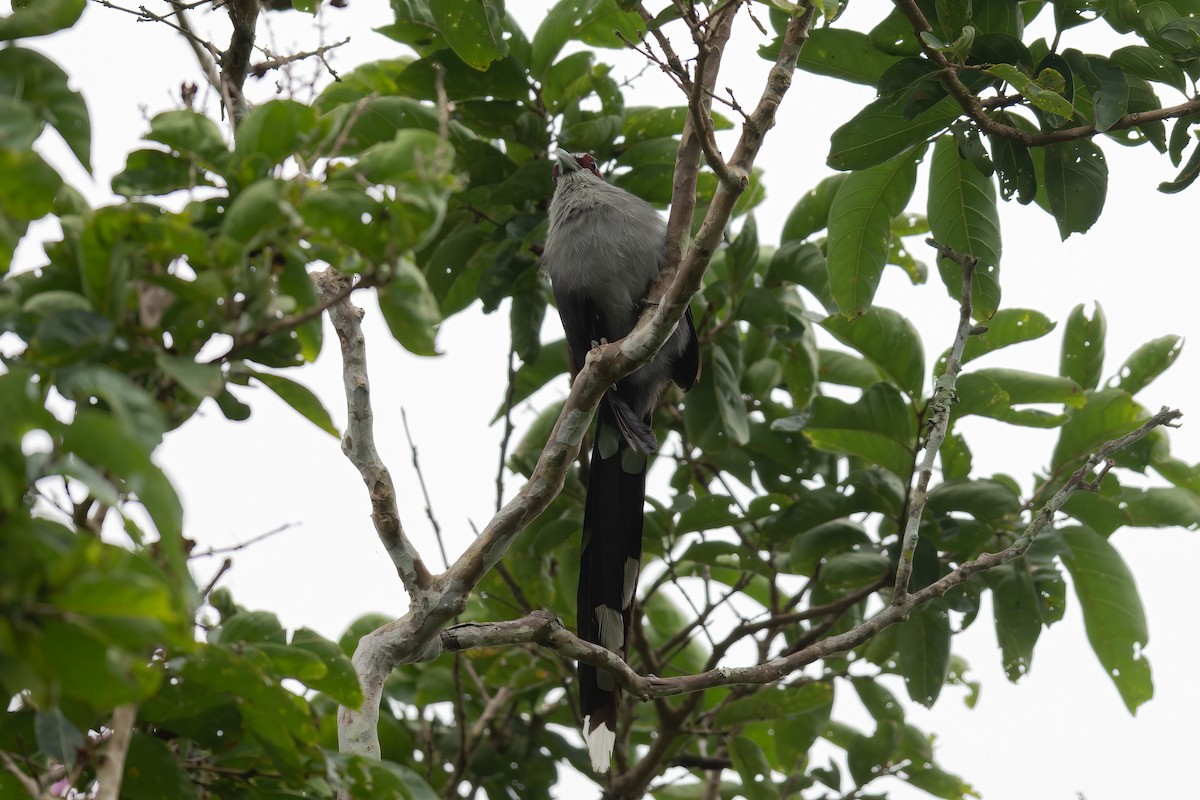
<box><xmin>583</xmin><ymin>715</ymin><xmax>615</xmax><ymax>772</ymax></box>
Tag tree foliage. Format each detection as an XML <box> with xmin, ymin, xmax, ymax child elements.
<box><xmin>1</xmin><ymin>1</ymin><xmax>1198</xmax><ymax>799</ymax></box>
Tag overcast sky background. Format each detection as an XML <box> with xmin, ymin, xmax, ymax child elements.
<box><xmin>7</xmin><ymin>1</ymin><xmax>1200</xmax><ymax>798</ymax></box>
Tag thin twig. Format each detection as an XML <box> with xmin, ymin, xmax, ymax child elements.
<box><xmin>250</xmin><ymin>37</ymin><xmax>351</xmax><ymax>79</ymax></box>
<box><xmin>401</xmin><ymin>407</ymin><xmax>450</xmax><ymax>571</ymax></box>
<box><xmin>190</xmin><ymin>522</ymin><xmax>297</xmax><ymax>558</ymax></box>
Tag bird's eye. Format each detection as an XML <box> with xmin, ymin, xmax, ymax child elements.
<box><xmin>580</xmin><ymin>154</ymin><xmax>600</xmax><ymax>176</ymax></box>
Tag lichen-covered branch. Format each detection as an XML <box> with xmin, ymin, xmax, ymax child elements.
<box><xmin>894</xmin><ymin>239</ymin><xmax>976</xmax><ymax>599</ymax></box>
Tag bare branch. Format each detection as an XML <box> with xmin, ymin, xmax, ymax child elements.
<box><xmin>250</xmin><ymin>36</ymin><xmax>350</xmax><ymax>79</ymax></box>
<box><xmin>315</xmin><ymin>269</ymin><xmax>433</xmax><ymax>594</ymax></box>
<box><xmin>190</xmin><ymin>521</ymin><xmax>297</xmax><ymax>558</ymax></box>
<box><xmin>894</xmin><ymin>239</ymin><xmax>976</xmax><ymax>599</ymax></box>
<box><xmin>222</xmin><ymin>0</ymin><xmax>260</xmax><ymax>127</ymax></box>
<box><xmin>401</xmin><ymin>407</ymin><xmax>450</xmax><ymax>571</ymax></box>
<box><xmin>95</xmin><ymin>705</ymin><xmax>137</xmax><ymax>800</ymax></box>
<box><xmin>0</xmin><ymin>750</ymin><xmax>50</xmax><ymax>799</ymax></box>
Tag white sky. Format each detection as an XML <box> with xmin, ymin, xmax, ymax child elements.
<box><xmin>7</xmin><ymin>1</ymin><xmax>1199</xmax><ymax>798</ymax></box>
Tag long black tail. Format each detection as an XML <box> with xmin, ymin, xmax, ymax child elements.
<box><xmin>577</xmin><ymin>402</ymin><xmax>648</xmax><ymax>772</ymax></box>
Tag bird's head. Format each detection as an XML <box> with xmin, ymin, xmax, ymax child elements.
<box><xmin>552</xmin><ymin>149</ymin><xmax>602</xmax><ymax>182</ymax></box>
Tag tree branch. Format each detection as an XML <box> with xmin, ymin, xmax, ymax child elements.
<box><xmin>94</xmin><ymin>704</ymin><xmax>137</xmax><ymax>800</ymax></box>
<box><xmin>314</xmin><ymin>270</ymin><xmax>433</xmax><ymax>594</ymax></box>
<box><xmin>894</xmin><ymin>239</ymin><xmax>976</xmax><ymax>599</ymax></box>
<box><xmin>892</xmin><ymin>0</ymin><xmax>1200</xmax><ymax>146</ymax></box>
<box><xmin>437</xmin><ymin>405</ymin><xmax>1180</xmax><ymax>702</ymax></box>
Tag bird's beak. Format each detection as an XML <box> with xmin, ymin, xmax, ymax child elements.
<box><xmin>556</xmin><ymin>148</ymin><xmax>579</xmax><ymax>174</ymax></box>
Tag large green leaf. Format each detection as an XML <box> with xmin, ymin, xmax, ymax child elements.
<box><xmin>897</xmin><ymin>599</ymin><xmax>951</xmax><ymax>707</ymax></box>
<box><xmin>828</xmin><ymin>95</ymin><xmax>958</xmax><ymax>171</ymax></box>
<box><xmin>791</xmin><ymin>28</ymin><xmax>901</xmax><ymax>85</ymax></box>
<box><xmin>0</xmin><ymin>47</ymin><xmax>90</xmax><ymax>170</ymax></box>
<box><xmin>938</xmin><ymin>308</ymin><xmax>1055</xmax><ymax>369</ymax></box>
<box><xmin>1113</xmin><ymin>335</ymin><xmax>1183</xmax><ymax>395</ymax></box>
<box><xmin>1059</xmin><ymin>526</ymin><xmax>1152</xmax><ymax>713</ymax></box>
<box><xmin>781</xmin><ymin>174</ymin><xmax>850</xmax><ymax>243</ymax></box>
<box><xmin>377</xmin><ymin>258</ymin><xmax>443</xmax><ymax>356</ymax></box>
<box><xmin>429</xmin><ymin>0</ymin><xmax>507</xmax><ymax>70</ymax></box>
<box><xmin>1060</xmin><ymin>302</ymin><xmax>1106</xmax><ymax>391</ymax></box>
<box><xmin>0</xmin><ymin>0</ymin><xmax>84</xmax><ymax>40</ymax></box>
<box><xmin>248</xmin><ymin>369</ymin><xmax>339</xmax><ymax>437</ymax></box>
<box><xmin>955</xmin><ymin>368</ymin><xmax>1084</xmax><ymax>427</ymax></box>
<box><xmin>804</xmin><ymin>383</ymin><xmax>917</xmax><ymax>480</ymax></box>
<box><xmin>928</xmin><ymin>136</ymin><xmax>1002</xmax><ymax>320</ymax></box>
<box><xmin>826</xmin><ymin>150</ymin><xmax>921</xmax><ymax>316</ymax></box>
<box><xmin>821</xmin><ymin>307</ymin><xmax>926</xmax><ymax>398</ymax></box>
<box><xmin>60</xmin><ymin>410</ymin><xmax>184</xmax><ymax>570</ymax></box>
<box><xmin>713</xmin><ymin>345</ymin><xmax>751</xmax><ymax>446</ymax></box>
<box><xmin>530</xmin><ymin>0</ymin><xmax>643</xmax><ymax>78</ymax></box>
<box><xmin>985</xmin><ymin>562</ymin><xmax>1043</xmax><ymax>680</ymax></box>
<box><xmin>1044</xmin><ymin>138</ymin><xmax>1108</xmax><ymax>239</ymax></box>
<box><xmin>230</xmin><ymin>100</ymin><xmax>318</xmax><ymax>182</ymax></box>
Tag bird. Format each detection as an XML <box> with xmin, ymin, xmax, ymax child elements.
<box><xmin>541</xmin><ymin>148</ymin><xmax>700</xmax><ymax>772</ymax></box>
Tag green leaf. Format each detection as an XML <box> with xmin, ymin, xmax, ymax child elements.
<box><xmin>530</xmin><ymin>0</ymin><xmax>644</xmax><ymax>78</ymax></box>
<box><xmin>826</xmin><ymin>149</ymin><xmax>921</xmax><ymax>316</ymax></box>
<box><xmin>291</xmin><ymin>628</ymin><xmax>365</xmax><ymax>708</ymax></box>
<box><xmin>821</xmin><ymin>307</ymin><xmax>926</xmax><ymax>398</ymax></box>
<box><xmin>853</xmin><ymin>676</ymin><xmax>905</xmax><ymax>722</ymax></box>
<box><xmin>988</xmin><ymin>116</ymin><xmax>1037</xmax><ymax>204</ymax></box>
<box><xmin>1120</xmin><ymin>486</ymin><xmax>1200</xmax><ymax>529</ymax></box>
<box><xmin>378</xmin><ymin>259</ymin><xmax>444</xmax><ymax>356</ymax></box>
<box><xmin>60</xmin><ymin>365</ymin><xmax>168</xmax><ymax>450</ymax></box>
<box><xmin>928</xmin><ymin>135</ymin><xmax>1002</xmax><ymax>320</ymax></box>
<box><xmin>804</xmin><ymin>383</ymin><xmax>917</xmax><ymax>480</ymax></box>
<box><xmin>1060</xmin><ymin>526</ymin><xmax>1152</xmax><ymax>713</ymax></box>
<box><xmin>1087</xmin><ymin>55</ymin><xmax>1129</xmax><ymax>132</ymax></box>
<box><xmin>145</xmin><ymin>110</ymin><xmax>229</xmax><ymax>168</ymax></box>
<box><xmin>1044</xmin><ymin>138</ymin><xmax>1108</xmax><ymax>239</ymax></box>
<box><xmin>955</xmin><ymin>368</ymin><xmax>1084</xmax><ymax>427</ymax></box>
<box><xmin>927</xmin><ymin>478</ymin><xmax>1021</xmax><ymax>523</ymax></box>
<box><xmin>0</xmin><ymin>148</ymin><xmax>61</xmax><ymax>220</ymax></box>
<box><xmin>61</xmin><ymin>410</ymin><xmax>184</xmax><ymax>569</ymax></box>
<box><xmin>828</xmin><ymin>95</ymin><xmax>959</xmax><ymax>171</ymax></box>
<box><xmin>1110</xmin><ymin>44</ymin><xmax>1186</xmax><ymax>94</ymax></box>
<box><xmin>0</xmin><ymin>97</ymin><xmax>40</xmax><ymax>152</ymax></box>
<box><xmin>821</xmin><ymin>550</ymin><xmax>891</xmax><ymax>591</ymax></box>
<box><xmin>249</xmin><ymin>369</ymin><xmax>338</xmax><ymax>437</ymax></box>
<box><xmin>1051</xmin><ymin>388</ymin><xmax>1142</xmax><ymax>472</ymax></box>
<box><xmin>112</xmin><ymin>148</ymin><xmax>207</xmax><ymax>197</ymax></box>
<box><xmin>986</xmin><ymin>63</ymin><xmax>1075</xmax><ymax>116</ymax></box>
<box><xmin>713</xmin><ymin>345</ymin><xmax>751</xmax><ymax>446</ymax></box>
<box><xmin>788</xmin><ymin>519</ymin><xmax>873</xmax><ymax>575</ymax></box>
<box><xmin>1158</xmin><ymin>140</ymin><xmax>1200</xmax><ymax>194</ymax></box>
<box><xmin>986</xmin><ymin>562</ymin><xmax>1043</xmax><ymax>680</ymax></box>
<box><xmin>0</xmin><ymin>47</ymin><xmax>90</xmax><ymax>170</ymax></box>
<box><xmin>792</xmin><ymin>28</ymin><xmax>901</xmax><ymax>85</ymax></box>
<box><xmin>781</xmin><ymin>173</ymin><xmax>849</xmax><ymax>242</ymax></box>
<box><xmin>0</xmin><ymin>0</ymin><xmax>84</xmax><ymax>40</ymax></box>
<box><xmin>220</xmin><ymin>178</ymin><xmax>287</xmax><ymax>245</ymax></box>
<box><xmin>897</xmin><ymin>599</ymin><xmax>951</xmax><ymax>707</ymax></box>
<box><xmin>230</xmin><ymin>100</ymin><xmax>318</xmax><ymax>181</ymax></box>
<box><xmin>1112</xmin><ymin>335</ymin><xmax>1183</xmax><ymax>395</ymax></box>
<box><xmin>35</xmin><ymin>708</ymin><xmax>85</xmax><ymax>771</ymax></box>
<box><xmin>1060</xmin><ymin>302</ymin><xmax>1106</xmax><ymax>390</ymax></box>
<box><xmin>429</xmin><ymin>0</ymin><xmax>507</xmax><ymax>70</ymax></box>
<box><xmin>729</xmin><ymin>736</ymin><xmax>781</xmax><ymax>800</ymax></box>
<box><xmin>123</xmin><ymin>732</ymin><xmax>200</xmax><ymax>800</ymax></box>
<box><xmin>940</xmin><ymin>308</ymin><xmax>1055</xmax><ymax>368</ymax></box>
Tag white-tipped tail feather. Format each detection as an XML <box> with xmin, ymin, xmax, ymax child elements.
<box><xmin>583</xmin><ymin>715</ymin><xmax>616</xmax><ymax>772</ymax></box>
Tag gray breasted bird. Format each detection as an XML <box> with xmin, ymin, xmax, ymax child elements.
<box><xmin>542</xmin><ymin>149</ymin><xmax>700</xmax><ymax>772</ymax></box>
